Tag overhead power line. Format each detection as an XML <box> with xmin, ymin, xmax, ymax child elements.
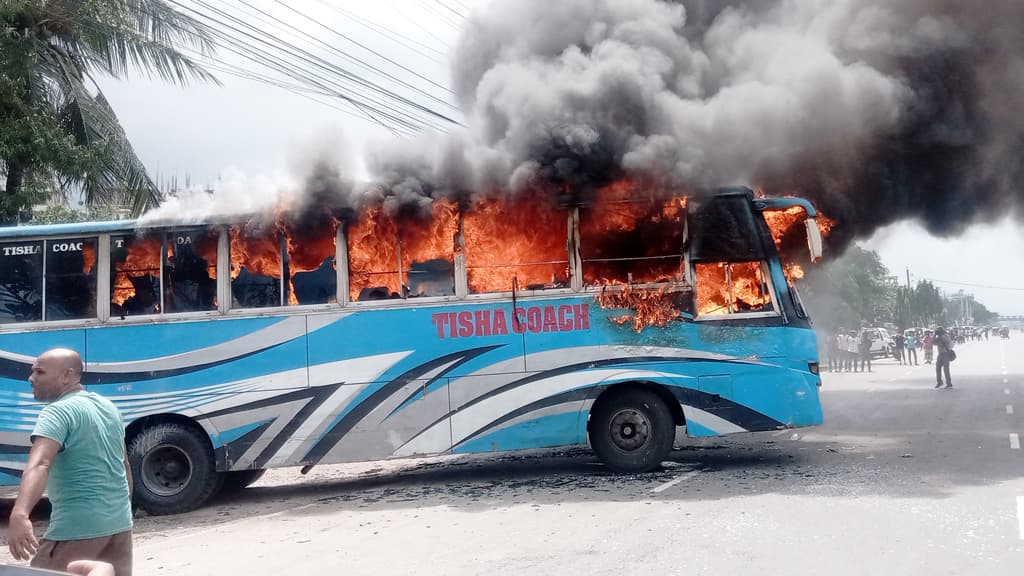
<box><xmin>313</xmin><ymin>0</ymin><xmax>447</xmax><ymax>63</ymax></box>
<box><xmin>921</xmin><ymin>277</ymin><xmax>1024</xmax><ymax>292</ymax></box>
<box><xmin>164</xmin><ymin>0</ymin><xmax>463</xmax><ymax>135</ymax></box>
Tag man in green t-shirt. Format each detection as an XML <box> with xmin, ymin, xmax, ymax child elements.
<box><xmin>7</xmin><ymin>348</ymin><xmax>133</xmax><ymax>576</ymax></box>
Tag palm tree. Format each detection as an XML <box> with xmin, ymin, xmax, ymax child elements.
<box><xmin>0</xmin><ymin>0</ymin><xmax>218</xmax><ymax>219</ymax></box>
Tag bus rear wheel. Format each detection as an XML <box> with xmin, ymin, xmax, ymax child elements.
<box><xmin>589</xmin><ymin>388</ymin><xmax>675</xmax><ymax>473</ymax></box>
<box><xmin>128</xmin><ymin>423</ymin><xmax>223</xmax><ymax>516</ymax></box>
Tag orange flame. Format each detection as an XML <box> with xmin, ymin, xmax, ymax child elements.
<box><xmin>230</xmin><ymin>226</ymin><xmax>282</xmax><ymax>280</ymax></box>
<box><xmin>346</xmin><ymin>201</ymin><xmax>457</xmax><ymax>301</ymax></box>
<box><xmin>285</xmin><ymin>220</ymin><xmax>337</xmax><ymax>305</ymax></box>
<box><xmin>695</xmin><ymin>261</ymin><xmax>772</xmax><ymax>316</ymax></box>
<box><xmin>763</xmin><ymin>205</ymin><xmax>834</xmax><ymax>284</ymax></box>
<box><xmin>596</xmin><ymin>284</ymin><xmax>687</xmax><ymax>332</ymax></box>
<box><xmin>82</xmin><ymin>243</ymin><xmax>95</xmax><ymax>275</ymax></box>
<box><xmin>464</xmin><ymin>193</ymin><xmax>568</xmax><ymax>293</ymax></box>
<box><xmin>112</xmin><ymin>236</ymin><xmax>161</xmax><ymax>308</ymax></box>
<box><xmin>580</xmin><ymin>181</ymin><xmax>687</xmax><ymax>286</ymax></box>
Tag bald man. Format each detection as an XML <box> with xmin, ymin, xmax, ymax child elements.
<box><xmin>7</xmin><ymin>348</ymin><xmax>133</xmax><ymax>575</ymax></box>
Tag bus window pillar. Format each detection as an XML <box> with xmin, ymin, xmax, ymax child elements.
<box><xmin>97</xmin><ymin>234</ymin><xmax>111</xmax><ymax>322</ymax></box>
<box><xmin>336</xmin><ymin>225</ymin><xmax>349</xmax><ymax>306</ymax></box>
<box><xmin>454</xmin><ymin>214</ymin><xmax>468</xmax><ymax>299</ymax></box>
<box><xmin>568</xmin><ymin>208</ymin><xmax>582</xmax><ymax>292</ymax></box>
<box><xmin>217</xmin><ymin>225</ymin><xmax>230</xmax><ymax>314</ymax></box>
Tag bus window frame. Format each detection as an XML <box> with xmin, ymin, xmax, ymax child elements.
<box><xmin>163</xmin><ymin>227</ymin><xmax>220</xmax><ymax>315</ymax></box>
<box><xmin>342</xmin><ymin>219</ymin><xmax>460</xmax><ymax>307</ymax></box>
<box><xmin>462</xmin><ymin>204</ymin><xmax>575</xmax><ymax>298</ymax></box>
<box><xmin>106</xmin><ymin>227</ymin><xmax>223</xmax><ymax>323</ymax></box>
<box><xmin>0</xmin><ymin>233</ymin><xmax>104</xmax><ymax>328</ymax></box>
<box><xmin>576</xmin><ymin>202</ymin><xmax>690</xmax><ymax>293</ymax></box>
<box><xmin>691</xmin><ymin>260</ymin><xmax>782</xmax><ymax>322</ymax></box>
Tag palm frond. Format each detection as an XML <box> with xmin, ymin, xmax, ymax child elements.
<box><xmin>43</xmin><ymin>0</ymin><xmax>219</xmax><ymax>85</ymax></box>
<box><xmin>78</xmin><ymin>90</ymin><xmax>161</xmax><ymax>214</ymax></box>
<box><xmin>128</xmin><ymin>0</ymin><xmax>218</xmax><ymax>56</ymax></box>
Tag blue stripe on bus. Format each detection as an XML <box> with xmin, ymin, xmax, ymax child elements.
<box><xmin>452</xmin><ymin>411</ymin><xmax>583</xmax><ymax>454</ymax></box>
<box><xmin>86</xmin><ymin>316</ymin><xmax>288</xmax><ymax>361</ymax></box>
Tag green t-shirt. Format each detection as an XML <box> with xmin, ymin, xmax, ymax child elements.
<box><xmin>32</xmin><ymin>390</ymin><xmax>133</xmax><ymax>540</ymax></box>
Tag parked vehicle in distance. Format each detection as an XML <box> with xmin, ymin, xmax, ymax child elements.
<box><xmin>861</xmin><ymin>327</ymin><xmax>894</xmax><ymax>358</ymax></box>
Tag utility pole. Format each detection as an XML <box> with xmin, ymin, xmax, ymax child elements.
<box><xmin>906</xmin><ymin>267</ymin><xmax>912</xmax><ymax>327</ymax></box>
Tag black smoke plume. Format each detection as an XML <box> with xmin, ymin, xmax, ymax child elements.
<box><xmin>361</xmin><ymin>0</ymin><xmax>1023</xmax><ymax>252</ymax></box>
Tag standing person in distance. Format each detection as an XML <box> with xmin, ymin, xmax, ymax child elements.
<box><xmin>934</xmin><ymin>327</ymin><xmax>955</xmax><ymax>389</ymax></box>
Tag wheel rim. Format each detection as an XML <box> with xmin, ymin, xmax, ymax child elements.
<box><xmin>141</xmin><ymin>444</ymin><xmax>193</xmax><ymax>497</ymax></box>
<box><xmin>608</xmin><ymin>408</ymin><xmax>651</xmax><ymax>452</ymax></box>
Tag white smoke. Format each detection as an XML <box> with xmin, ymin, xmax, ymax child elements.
<box><xmin>137</xmin><ymin>167</ymin><xmax>297</xmax><ymax>225</ymax></box>
<box><xmin>139</xmin><ymin>129</ymin><xmax>359</xmax><ymax>225</ymax></box>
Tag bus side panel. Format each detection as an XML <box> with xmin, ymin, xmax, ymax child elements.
<box><xmin>446</xmin><ymin>372</ymin><xmax>588</xmax><ymax>454</ymax></box>
<box><xmin>80</xmin><ymin>316</ymin><xmax>312</xmax><ymax>471</ymax></box>
<box><xmin>0</xmin><ymin>329</ymin><xmax>87</xmax><ymax>484</ymax></box>
<box><xmin>298</xmin><ymin>303</ymin><xmax>526</xmax><ymax>466</ymax></box>
<box><xmin>519</xmin><ymin>295</ymin><xmax>822</xmax><ymax>437</ymax></box>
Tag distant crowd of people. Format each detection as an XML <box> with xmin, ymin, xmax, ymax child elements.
<box><xmin>823</xmin><ymin>325</ymin><xmax>970</xmax><ymax>389</ymax></box>
<box><xmin>826</xmin><ymin>329</ymin><xmax>875</xmax><ymax>373</ymax></box>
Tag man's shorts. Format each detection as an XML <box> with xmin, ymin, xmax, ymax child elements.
<box><xmin>30</xmin><ymin>530</ymin><xmax>132</xmax><ymax>576</ymax></box>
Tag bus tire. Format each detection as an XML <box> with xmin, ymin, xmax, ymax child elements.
<box><xmin>128</xmin><ymin>423</ymin><xmax>223</xmax><ymax>516</ymax></box>
<box><xmin>220</xmin><ymin>469</ymin><xmax>266</xmax><ymax>493</ymax></box>
<box><xmin>589</xmin><ymin>388</ymin><xmax>675</xmax><ymax>473</ymax></box>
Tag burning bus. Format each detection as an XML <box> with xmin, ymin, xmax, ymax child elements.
<box><xmin>0</xmin><ymin>184</ymin><xmax>825</xmax><ymax>515</ymax></box>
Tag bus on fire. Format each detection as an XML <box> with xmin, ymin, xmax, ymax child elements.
<box><xmin>0</xmin><ymin>185</ymin><xmax>825</xmax><ymax>515</ymax></box>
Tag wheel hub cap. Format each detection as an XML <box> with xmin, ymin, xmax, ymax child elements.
<box><xmin>609</xmin><ymin>409</ymin><xmax>651</xmax><ymax>451</ymax></box>
<box><xmin>141</xmin><ymin>444</ymin><xmax>194</xmax><ymax>497</ymax></box>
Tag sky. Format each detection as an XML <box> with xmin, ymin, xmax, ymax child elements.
<box><xmin>862</xmin><ymin>219</ymin><xmax>1024</xmax><ymax>317</ymax></box>
<box><xmin>95</xmin><ymin>0</ymin><xmax>1024</xmax><ymax>317</ymax></box>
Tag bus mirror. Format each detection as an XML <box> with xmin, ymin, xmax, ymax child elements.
<box><xmin>806</xmin><ymin>218</ymin><xmax>823</xmax><ymax>263</ymax></box>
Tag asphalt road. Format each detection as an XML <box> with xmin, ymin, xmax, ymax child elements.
<box><xmin>3</xmin><ymin>334</ymin><xmax>1023</xmax><ymax>575</ymax></box>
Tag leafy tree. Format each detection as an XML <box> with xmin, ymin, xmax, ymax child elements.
<box><xmin>0</xmin><ymin>0</ymin><xmax>217</xmax><ymax>221</ymax></box>
<box><xmin>971</xmin><ymin>300</ymin><xmax>999</xmax><ymax>325</ymax></box>
<box><xmin>29</xmin><ymin>203</ymin><xmax>125</xmax><ymax>224</ymax></box>
<box><xmin>911</xmin><ymin>280</ymin><xmax>947</xmax><ymax>327</ymax></box>
<box><xmin>802</xmin><ymin>245</ymin><xmax>895</xmax><ymax>331</ymax></box>
<box><xmin>802</xmin><ymin>247</ymin><xmax>1000</xmax><ymax>332</ymax></box>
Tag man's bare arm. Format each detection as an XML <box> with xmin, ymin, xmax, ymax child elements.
<box><xmin>8</xmin><ymin>437</ymin><xmax>61</xmax><ymax>560</ymax></box>
<box><xmin>12</xmin><ymin>437</ymin><xmax>60</xmax><ymax>518</ymax></box>
<box><xmin>124</xmin><ymin>454</ymin><xmax>133</xmax><ymax>500</ymax></box>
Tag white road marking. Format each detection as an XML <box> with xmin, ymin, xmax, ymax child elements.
<box><xmin>1006</xmin><ymin>389</ymin><xmax>1012</xmax><ymax>396</ymax></box>
<box><xmin>652</xmin><ymin>470</ymin><xmax>700</xmax><ymax>493</ymax></box>
<box><xmin>1018</xmin><ymin>497</ymin><xmax>1024</xmax><ymax>540</ymax></box>
<box><xmin>1005</xmin><ymin>378</ymin><xmax>1009</xmax><ymax>384</ymax></box>
<box><xmin>1010</xmin><ymin>433</ymin><xmax>1020</xmax><ymax>450</ymax></box>
<box><xmin>1008</xmin><ymin>405</ymin><xmax>1015</xmax><ymax>415</ymax></box>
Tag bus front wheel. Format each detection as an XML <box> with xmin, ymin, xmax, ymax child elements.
<box><xmin>589</xmin><ymin>388</ymin><xmax>675</xmax><ymax>473</ymax></box>
<box><xmin>128</xmin><ymin>423</ymin><xmax>223</xmax><ymax>515</ymax></box>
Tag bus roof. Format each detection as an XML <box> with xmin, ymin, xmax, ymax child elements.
<box><xmin>0</xmin><ymin>219</ymin><xmax>142</xmax><ymax>238</ymax></box>
<box><xmin>0</xmin><ymin>215</ymin><xmax>242</xmax><ymax>239</ymax></box>
<box><xmin>0</xmin><ymin>186</ymin><xmax>785</xmax><ymax>240</ymax></box>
